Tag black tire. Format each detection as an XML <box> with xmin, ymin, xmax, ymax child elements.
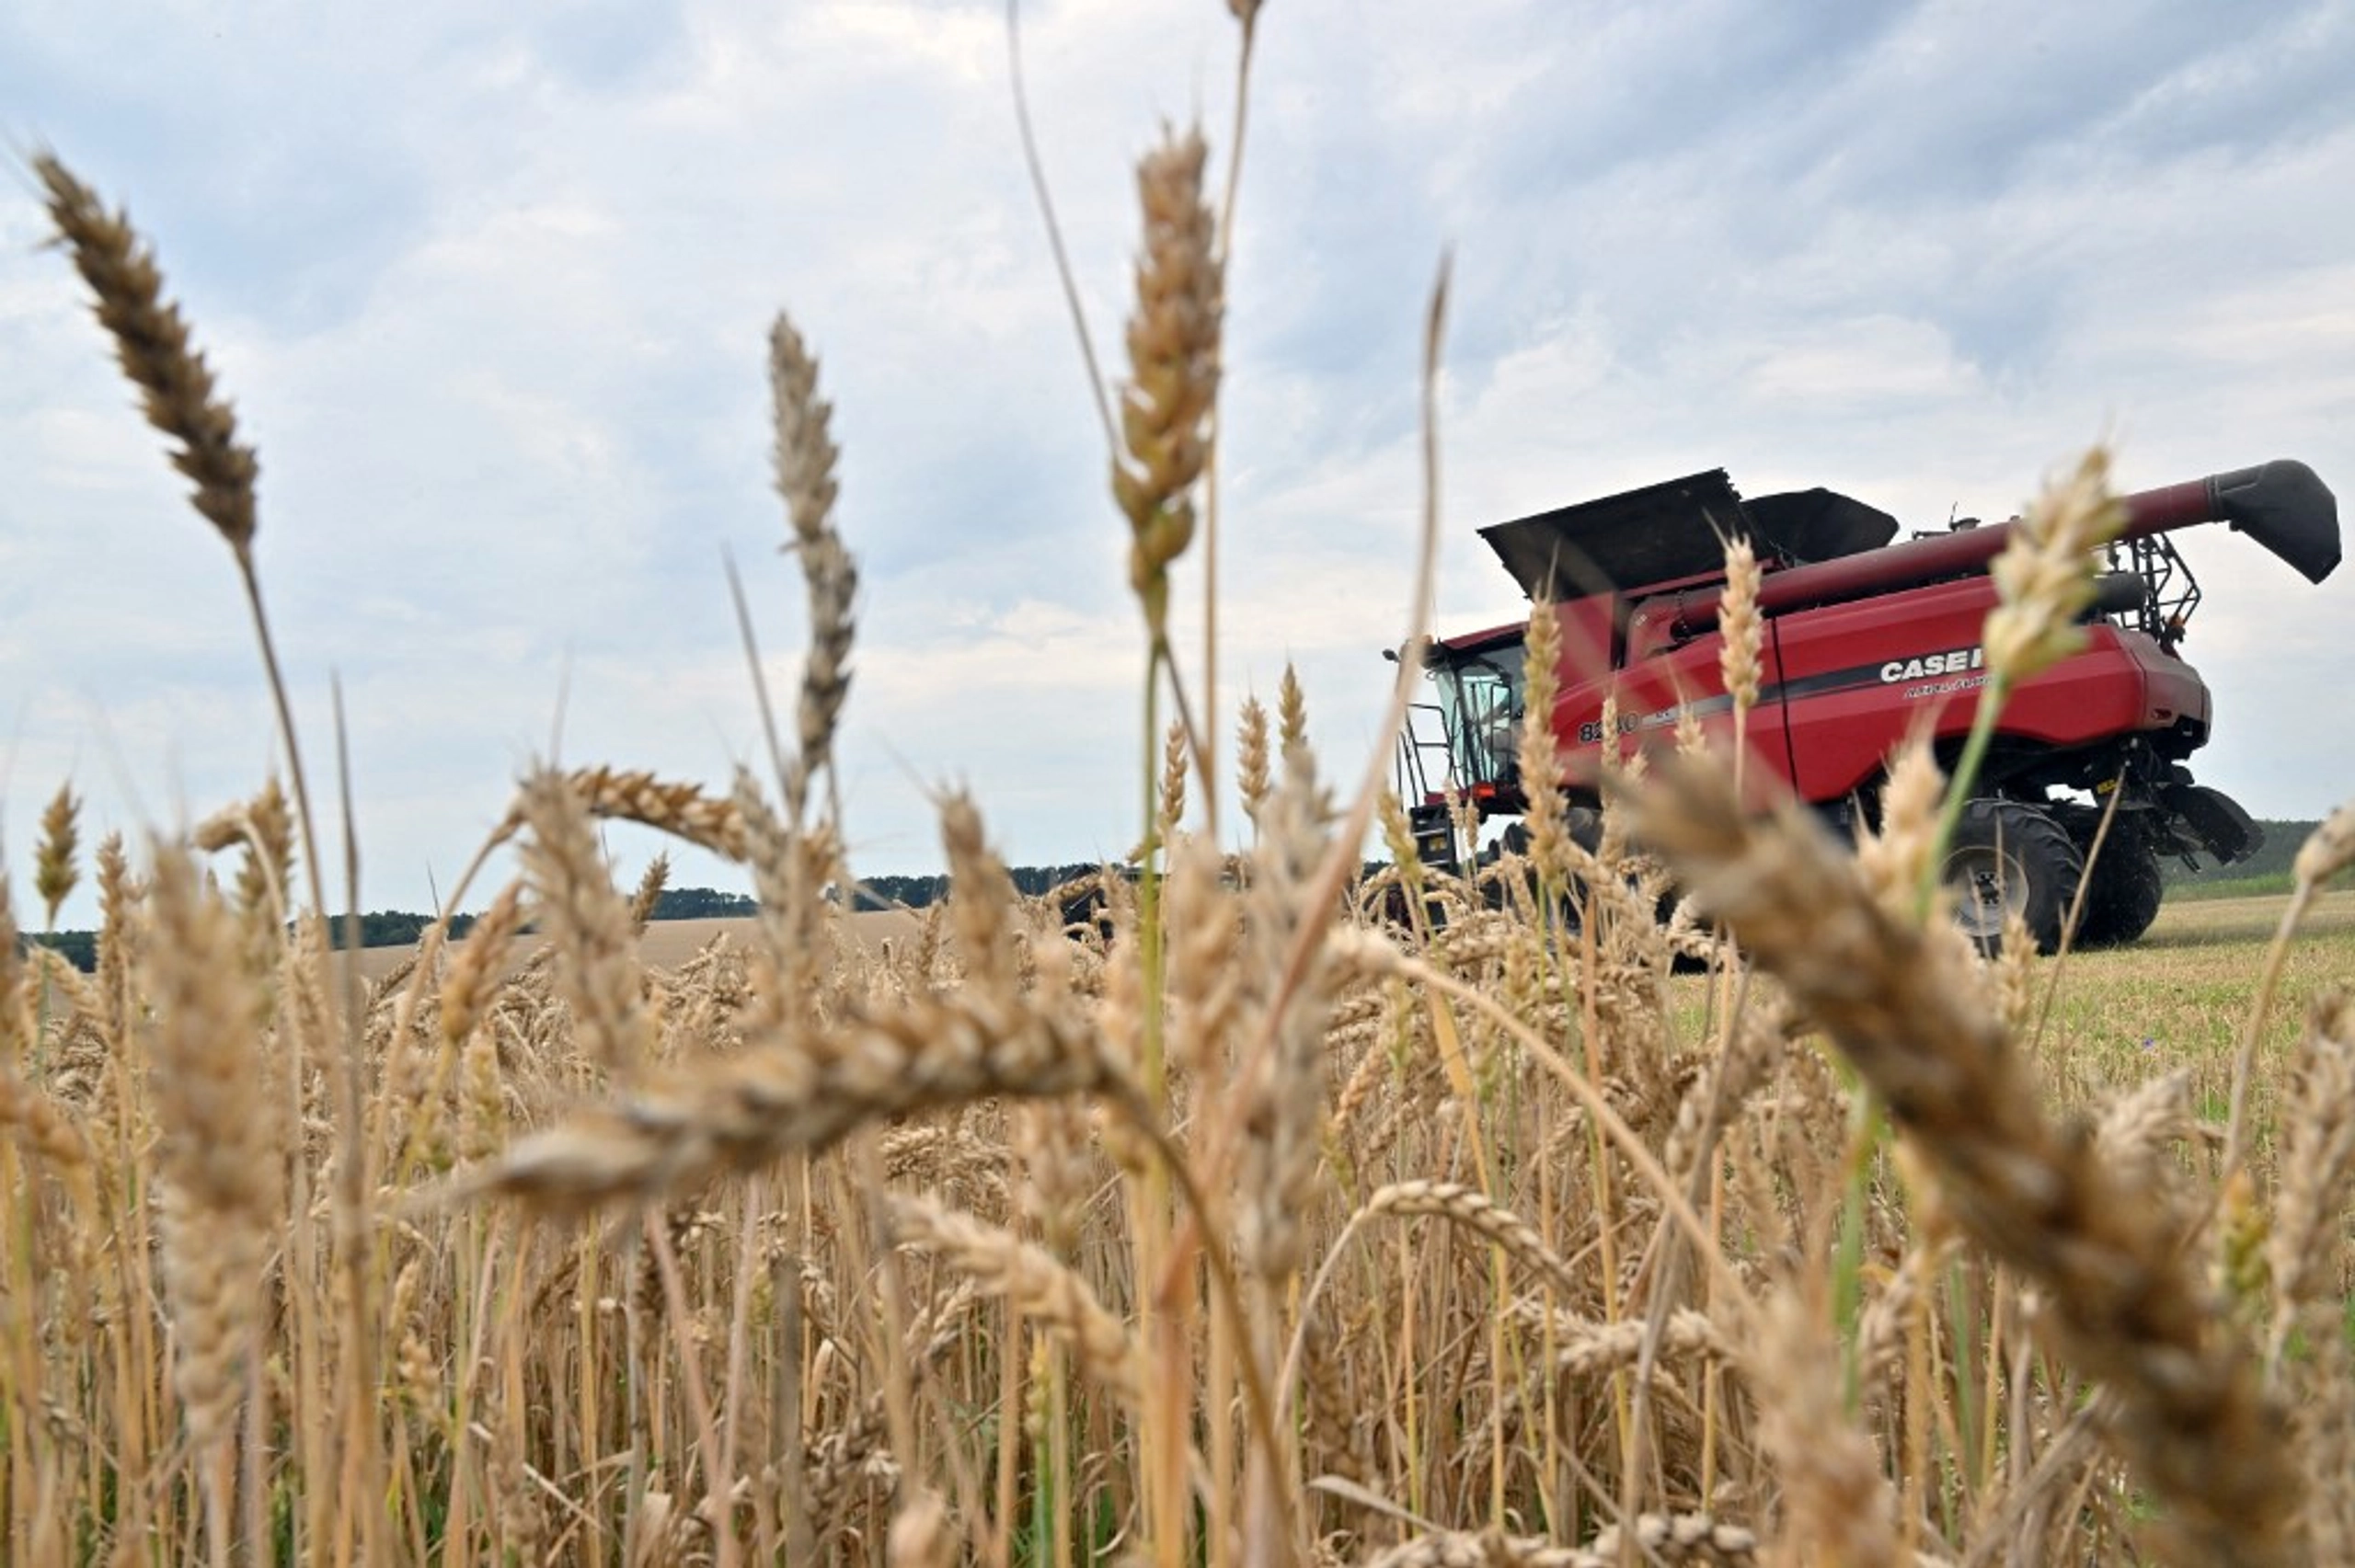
<box><xmin>1941</xmin><ymin>799</ymin><xmax>2084</xmax><ymax>956</ymax></box>
<box><xmin>2073</xmin><ymin>820</ymin><xmax>2165</xmax><ymax>947</ymax></box>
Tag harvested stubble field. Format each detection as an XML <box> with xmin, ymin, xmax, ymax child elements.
<box><xmin>14</xmin><ymin>20</ymin><xmax>2355</xmax><ymax>1565</ymax></box>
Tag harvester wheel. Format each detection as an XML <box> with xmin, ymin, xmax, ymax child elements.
<box><xmin>1941</xmin><ymin>800</ymin><xmax>2083</xmax><ymax>956</ymax></box>
<box><xmin>2072</xmin><ymin>821</ymin><xmax>2165</xmax><ymax>947</ymax></box>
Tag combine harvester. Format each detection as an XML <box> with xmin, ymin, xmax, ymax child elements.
<box><xmin>1397</xmin><ymin>461</ymin><xmax>2340</xmax><ymax>951</ymax></box>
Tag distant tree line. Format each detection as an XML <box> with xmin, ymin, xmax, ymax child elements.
<box><xmin>851</xmin><ymin>863</ymin><xmax>1107</xmax><ymax>911</ymax></box>
<box><xmin>650</xmin><ymin>887</ymin><xmax>760</xmax><ymax>920</ymax></box>
<box><xmin>27</xmin><ymin>930</ymin><xmax>96</xmax><ymax>972</ymax></box>
<box><xmin>19</xmin><ymin>825</ymin><xmax>2333</xmax><ymax>974</ymax></box>
<box><xmin>16</xmin><ymin>876</ymin><xmax>1090</xmax><ymax>972</ymax></box>
<box><xmin>2161</xmin><ymin>818</ymin><xmax>2324</xmax><ymax>886</ymax></box>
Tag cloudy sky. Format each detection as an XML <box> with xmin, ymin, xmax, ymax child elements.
<box><xmin>4</xmin><ymin>0</ymin><xmax>2352</xmax><ymax>927</ymax></box>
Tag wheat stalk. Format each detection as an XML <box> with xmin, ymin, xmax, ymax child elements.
<box><xmin>517</xmin><ymin>768</ymin><xmax>656</xmax><ymax>1083</ymax></box>
<box><xmin>34</xmin><ymin>784</ymin><xmax>81</xmax><ymax>931</ymax></box>
<box><xmin>1616</xmin><ymin>753</ymin><xmax>2296</xmax><ymax>1565</ymax></box>
<box><xmin>1112</xmin><ymin>124</ymin><xmax>1221</xmax><ymax>642</ymax></box>
<box><xmin>1982</xmin><ymin>448</ymin><xmax>2126</xmax><ymax>687</ymax></box>
<box><xmin>889</xmin><ymin>1192</ymin><xmax>1143</xmax><ymax>1405</ymax></box>
<box><xmin>36</xmin><ymin>155</ymin><xmax>258</xmax><ymax>553</ymax></box>
<box><xmin>454</xmin><ymin>991</ymin><xmax>1139</xmax><ymax>1210</ymax></box>
<box><xmin>1237</xmin><ymin>694</ymin><xmax>1272</xmax><ymax>825</ymax></box>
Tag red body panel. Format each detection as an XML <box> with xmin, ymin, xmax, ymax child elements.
<box><xmin>1547</xmin><ymin>575</ymin><xmax>2213</xmax><ymax>805</ymax></box>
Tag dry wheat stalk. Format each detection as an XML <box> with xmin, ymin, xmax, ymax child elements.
<box><xmin>1232</xmin><ymin>744</ymin><xmax>1340</xmax><ymax>1282</ymax></box>
<box><xmin>626</xmin><ymin>854</ymin><xmax>672</xmax><ymax>938</ymax></box>
<box><xmin>940</xmin><ymin>791</ymin><xmax>1021</xmax><ymax>996</ymax></box>
<box><xmin>388</xmin><ymin>882</ymin><xmax>527</xmax><ymax>1174</ymax></box>
<box><xmin>886</xmin><ymin>1487</ymin><xmax>955</xmax><ymax>1568</ymax></box>
<box><xmin>1547</xmin><ymin>1308</ymin><xmax>1726</xmax><ymax>1383</ymax></box>
<box><xmin>799</xmin><ymin>1281</ymin><xmax>982</xmax><ymax>1539</ymax></box>
<box><xmin>1617</xmin><ymin>754</ymin><xmax>2297</xmax><ymax>1565</ymax></box>
<box><xmin>1348</xmin><ymin>1179</ymin><xmax>1582</xmax><ymax>1300</ymax></box>
<box><xmin>0</xmin><ymin>896</ymin><xmax>94</xmax><ymax>1176</ymax></box>
<box><xmin>889</xmin><ymin>1192</ymin><xmax>1143</xmax><ymax>1405</ymax></box>
<box><xmin>2090</xmin><ymin>1070</ymin><xmax>2203</xmax><ymax>1208</ymax></box>
<box><xmin>1277</xmin><ymin>662</ymin><xmax>1309</xmax><ymax>760</ymax></box>
<box><xmin>1013</xmin><ymin>1096</ymin><xmax>1097</xmax><ymax>1257</ymax></box>
<box><xmin>1298</xmin><ymin>1314</ymin><xmax>1369</xmax><ymax>1487</ymax></box>
<box><xmin>2265</xmin><ymin>991</ymin><xmax>2355</xmax><ymax>1370</ymax></box>
<box><xmin>1855</xmin><ymin>1231</ymin><xmax>1959</xmax><ymax>1403</ymax></box>
<box><xmin>2294</xmin><ymin>798</ymin><xmax>2355</xmax><ymax>889</ymax></box>
<box><xmin>1982</xmin><ymin>448</ymin><xmax>2124</xmax><ymax>686</ymax></box>
<box><xmin>769</xmin><ymin>313</ymin><xmax>857</xmax><ymax>818</ymax></box>
<box><xmin>143</xmin><ymin>835</ymin><xmax>281</xmax><ymax>1568</ymax></box>
<box><xmin>1360</xmin><ymin>1516</ymin><xmax>1761</xmax><ymax>1568</ymax></box>
<box><xmin>1855</xmin><ymin>735</ymin><xmax>1943</xmax><ymax>921</ymax></box>
<box><xmin>93</xmin><ymin>834</ymin><xmax>139</xmax><ymax>1047</ymax></box>
<box><xmin>497</xmin><ymin>765</ymin><xmax>748</xmax><ymax>862</ymax></box>
<box><xmin>1751</xmin><ymin>1285</ymin><xmax>1902</xmax><ymax>1568</ymax></box>
<box><xmin>455</xmin><ymin>990</ymin><xmax>1139</xmax><ymax>1210</ymax></box>
<box><xmin>1237</xmin><ymin>694</ymin><xmax>1272</xmax><ymax>825</ymax></box>
<box><xmin>729</xmin><ymin>769</ymin><xmax>808</xmax><ymax>1032</ymax></box>
<box><xmin>195</xmin><ymin>781</ymin><xmax>297</xmax><ymax>981</ymax></box>
<box><xmin>440</xmin><ymin>883</ymin><xmax>524</xmax><ymax>1052</ymax></box>
<box><xmin>34</xmin><ymin>784</ymin><xmax>80</xmax><ymax>930</ymax></box>
<box><xmin>1113</xmin><ymin>124</ymin><xmax>1220</xmax><ymax>640</ymax></box>
<box><xmin>36</xmin><ymin>154</ymin><xmax>258</xmax><ymax>554</ymax></box>
<box><xmin>1165</xmin><ymin>833</ymin><xmax>1243</xmax><ymax>1089</ymax></box>
<box><xmin>517</xmin><ymin>768</ymin><xmax>656</xmax><ymax>1083</ymax></box>
<box><xmin>1159</xmin><ymin>718</ymin><xmax>1189</xmax><ymax>838</ymax></box>
<box><xmin>769</xmin><ymin>315</ymin><xmax>839</xmax><ymax>551</ymax></box>
<box><xmin>1518</xmin><ymin>598</ymin><xmax>1572</xmax><ymax>886</ymax></box>
<box><xmin>457</xmin><ymin>1019</ymin><xmax>507</xmax><ymax>1164</ymax></box>
<box><xmin>1718</xmin><ymin>537</ymin><xmax>1762</xmax><ymax>718</ymax></box>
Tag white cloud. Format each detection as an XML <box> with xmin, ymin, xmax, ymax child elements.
<box><xmin>3</xmin><ymin>0</ymin><xmax>2352</xmax><ymax>925</ymax></box>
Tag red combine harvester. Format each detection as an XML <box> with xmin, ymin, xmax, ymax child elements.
<box><xmin>1397</xmin><ymin>461</ymin><xmax>2340</xmax><ymax>951</ymax></box>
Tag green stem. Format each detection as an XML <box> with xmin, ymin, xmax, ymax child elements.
<box><xmin>1832</xmin><ymin>1079</ymin><xmax>1882</xmax><ymax>1413</ymax></box>
<box><xmin>1917</xmin><ymin>672</ymin><xmax>2016</xmax><ymax>921</ymax></box>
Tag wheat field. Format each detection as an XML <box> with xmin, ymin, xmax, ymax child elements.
<box><xmin>11</xmin><ymin>11</ymin><xmax>2355</xmax><ymax>1562</ymax></box>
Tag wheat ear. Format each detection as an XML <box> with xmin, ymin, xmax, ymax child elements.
<box><xmin>495</xmin><ymin>766</ymin><xmax>748</xmax><ymax>861</ymax></box>
<box><xmin>516</xmin><ymin>768</ymin><xmax>655</xmax><ymax>1082</ymax></box>
<box><xmin>1615</xmin><ymin>754</ymin><xmax>2295</xmax><ymax>1566</ymax></box>
<box><xmin>889</xmin><ymin>1192</ymin><xmax>1142</xmax><ymax>1405</ymax></box>
<box><xmin>0</xmin><ymin>887</ymin><xmax>94</xmax><ymax>1178</ymax></box>
<box><xmin>453</xmin><ymin>991</ymin><xmax>1139</xmax><ymax>1211</ymax></box>
<box><xmin>1360</xmin><ymin>1518</ymin><xmax>1758</xmax><ymax>1568</ymax></box>
<box><xmin>34</xmin><ymin>784</ymin><xmax>81</xmax><ymax>930</ymax></box>
<box><xmin>36</xmin><ymin>155</ymin><xmax>258</xmax><ymax>551</ymax></box>
<box><xmin>1113</xmin><ymin>123</ymin><xmax>1220</xmax><ymax>641</ymax></box>
<box><xmin>2266</xmin><ymin>990</ymin><xmax>2355</xmax><ymax>1370</ymax></box>
<box><xmin>1236</xmin><ymin>694</ymin><xmax>1271</xmax><ymax>825</ymax></box>
<box><xmin>769</xmin><ymin>313</ymin><xmax>856</xmax><ymax>822</ymax></box>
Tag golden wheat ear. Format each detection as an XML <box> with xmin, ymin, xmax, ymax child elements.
<box><xmin>35</xmin><ymin>154</ymin><xmax>258</xmax><ymax>555</ymax></box>
<box><xmin>39</xmin><ymin>151</ymin><xmax>331</xmax><ymax>983</ymax></box>
<box><xmin>1614</xmin><ymin>752</ymin><xmax>2298</xmax><ymax>1565</ymax></box>
<box><xmin>1112</xmin><ymin>123</ymin><xmax>1220</xmax><ymax>641</ymax></box>
<box><xmin>768</xmin><ymin>313</ymin><xmax>856</xmax><ymax>823</ymax></box>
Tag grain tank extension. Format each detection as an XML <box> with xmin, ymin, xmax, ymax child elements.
<box><xmin>1396</xmin><ymin>461</ymin><xmax>2340</xmax><ymax>951</ymax></box>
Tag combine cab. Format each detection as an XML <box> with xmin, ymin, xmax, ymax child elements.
<box><xmin>1399</xmin><ymin>461</ymin><xmax>2340</xmax><ymax>950</ymax></box>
